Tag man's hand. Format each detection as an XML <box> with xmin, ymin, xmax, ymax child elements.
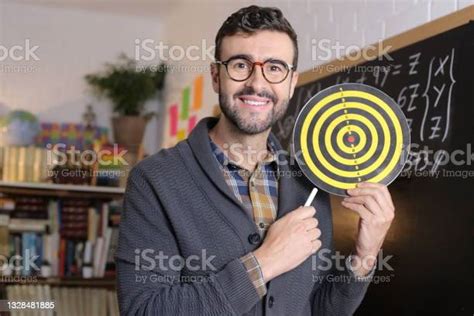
<box><xmin>253</xmin><ymin>206</ymin><xmax>321</xmax><ymax>282</ymax></box>
<box><xmin>342</xmin><ymin>182</ymin><xmax>395</xmax><ymax>276</ymax></box>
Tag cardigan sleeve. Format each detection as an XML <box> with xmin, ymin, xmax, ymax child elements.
<box><xmin>116</xmin><ymin>167</ymin><xmax>261</xmax><ymax>315</ymax></box>
<box><xmin>311</xmin><ymin>248</ymin><xmax>372</xmax><ymax>315</ymax></box>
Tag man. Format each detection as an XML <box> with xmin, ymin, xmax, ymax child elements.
<box><xmin>117</xmin><ymin>5</ymin><xmax>395</xmax><ymax>315</ymax></box>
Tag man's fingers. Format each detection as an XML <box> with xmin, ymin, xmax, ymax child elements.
<box><xmin>355</xmin><ymin>182</ymin><xmax>395</xmax><ymax>210</ymax></box>
<box><xmin>294</xmin><ymin>206</ymin><xmax>316</xmax><ymax>219</ymax></box>
<box><xmin>341</xmin><ymin>200</ymin><xmax>373</xmax><ymax>221</ymax></box>
<box><xmin>343</xmin><ymin>195</ymin><xmax>383</xmax><ymax>217</ymax></box>
<box><xmin>311</xmin><ymin>239</ymin><xmax>322</xmax><ymax>254</ymax></box>
<box><xmin>347</xmin><ymin>186</ymin><xmax>391</xmax><ymax>214</ymax></box>
<box><xmin>303</xmin><ymin>217</ymin><xmax>318</xmax><ymax>231</ymax></box>
<box><xmin>307</xmin><ymin>227</ymin><xmax>321</xmax><ymax>240</ymax></box>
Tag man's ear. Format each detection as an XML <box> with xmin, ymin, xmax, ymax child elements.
<box><xmin>289</xmin><ymin>71</ymin><xmax>299</xmax><ymax>99</ymax></box>
<box><xmin>210</xmin><ymin>63</ymin><xmax>220</xmax><ymax>93</ymax></box>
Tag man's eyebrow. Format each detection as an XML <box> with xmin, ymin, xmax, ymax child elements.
<box><xmin>224</xmin><ymin>54</ymin><xmax>290</xmax><ymax>64</ymax></box>
<box><xmin>264</xmin><ymin>57</ymin><xmax>289</xmax><ymax>63</ymax></box>
<box><xmin>224</xmin><ymin>54</ymin><xmax>253</xmax><ymax>61</ymax></box>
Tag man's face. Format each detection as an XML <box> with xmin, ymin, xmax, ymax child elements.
<box><xmin>211</xmin><ymin>30</ymin><xmax>299</xmax><ymax>135</ymax></box>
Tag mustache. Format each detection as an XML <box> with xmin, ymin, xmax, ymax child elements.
<box><xmin>234</xmin><ymin>86</ymin><xmax>277</xmax><ymax>104</ymax></box>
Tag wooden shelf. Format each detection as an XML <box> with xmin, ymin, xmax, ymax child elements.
<box><xmin>0</xmin><ymin>181</ymin><xmax>124</xmax><ymax>199</ymax></box>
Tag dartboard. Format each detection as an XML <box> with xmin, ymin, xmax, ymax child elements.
<box><xmin>293</xmin><ymin>83</ymin><xmax>410</xmax><ymax>196</ymax></box>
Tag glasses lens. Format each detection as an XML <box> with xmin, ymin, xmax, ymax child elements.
<box><xmin>227</xmin><ymin>58</ymin><xmax>253</xmax><ymax>81</ymax></box>
<box><xmin>263</xmin><ymin>60</ymin><xmax>289</xmax><ymax>83</ymax></box>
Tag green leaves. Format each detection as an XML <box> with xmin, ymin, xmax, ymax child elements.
<box><xmin>85</xmin><ymin>54</ymin><xmax>167</xmax><ymax>116</ymax></box>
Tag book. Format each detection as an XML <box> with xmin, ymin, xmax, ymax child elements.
<box><xmin>92</xmin><ymin>237</ymin><xmax>104</xmax><ymax>278</ymax></box>
<box><xmin>1</xmin><ymin>146</ymin><xmax>48</xmax><ymax>182</ymax></box>
<box><xmin>11</xmin><ymin>197</ymin><xmax>48</xmax><ymax>220</ymax></box>
<box><xmin>99</xmin><ymin>228</ymin><xmax>112</xmax><ymax>277</ymax></box>
<box><xmin>0</xmin><ymin>214</ymin><xmax>9</xmax><ymax>257</ymax></box>
<box><xmin>8</xmin><ymin>219</ymin><xmax>48</xmax><ymax>233</ymax></box>
<box><xmin>0</xmin><ymin>197</ymin><xmax>15</xmax><ymax>211</ymax></box>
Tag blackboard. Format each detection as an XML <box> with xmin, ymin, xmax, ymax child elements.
<box><xmin>273</xmin><ymin>8</ymin><xmax>474</xmax><ymax>315</ymax></box>
<box><xmin>275</xmin><ymin>22</ymin><xmax>474</xmax><ymax>177</ymax></box>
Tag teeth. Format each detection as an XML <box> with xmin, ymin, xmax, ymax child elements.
<box><xmin>243</xmin><ymin>99</ymin><xmax>267</xmax><ymax>106</ymax></box>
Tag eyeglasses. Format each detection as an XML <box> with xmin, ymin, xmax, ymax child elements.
<box><xmin>215</xmin><ymin>56</ymin><xmax>294</xmax><ymax>84</ymax></box>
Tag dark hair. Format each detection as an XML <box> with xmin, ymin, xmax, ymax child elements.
<box><xmin>215</xmin><ymin>5</ymin><xmax>298</xmax><ymax>70</ymax></box>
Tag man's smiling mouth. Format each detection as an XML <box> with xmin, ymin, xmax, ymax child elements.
<box><xmin>238</xmin><ymin>95</ymin><xmax>272</xmax><ymax>108</ymax></box>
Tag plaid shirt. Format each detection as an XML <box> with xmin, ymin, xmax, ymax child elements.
<box><xmin>210</xmin><ymin>137</ymin><xmax>279</xmax><ymax>298</ymax></box>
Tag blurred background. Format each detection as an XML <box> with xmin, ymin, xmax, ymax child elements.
<box><xmin>0</xmin><ymin>0</ymin><xmax>473</xmax><ymax>315</ymax></box>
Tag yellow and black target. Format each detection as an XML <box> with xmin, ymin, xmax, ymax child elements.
<box><xmin>293</xmin><ymin>83</ymin><xmax>410</xmax><ymax>196</ymax></box>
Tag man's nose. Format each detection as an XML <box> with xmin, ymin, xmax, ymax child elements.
<box><xmin>245</xmin><ymin>64</ymin><xmax>268</xmax><ymax>90</ymax></box>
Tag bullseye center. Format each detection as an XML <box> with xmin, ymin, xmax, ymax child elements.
<box><xmin>347</xmin><ymin>135</ymin><xmax>355</xmax><ymax>143</ymax></box>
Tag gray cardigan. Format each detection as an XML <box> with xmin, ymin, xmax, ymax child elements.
<box><xmin>116</xmin><ymin>117</ymin><xmax>371</xmax><ymax>315</ymax></box>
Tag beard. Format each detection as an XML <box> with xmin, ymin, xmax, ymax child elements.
<box><xmin>218</xmin><ymin>86</ymin><xmax>290</xmax><ymax>135</ymax></box>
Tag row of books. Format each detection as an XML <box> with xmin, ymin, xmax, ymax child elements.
<box><xmin>0</xmin><ymin>196</ymin><xmax>121</xmax><ymax>279</ymax></box>
<box><xmin>0</xmin><ymin>144</ymin><xmax>139</xmax><ymax>187</ymax></box>
<box><xmin>4</xmin><ymin>284</ymin><xmax>119</xmax><ymax>316</ymax></box>
<box><xmin>0</xmin><ymin>146</ymin><xmax>50</xmax><ymax>183</ymax></box>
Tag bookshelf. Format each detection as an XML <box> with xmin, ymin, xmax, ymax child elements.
<box><xmin>0</xmin><ymin>180</ymin><xmax>125</xmax><ymax>315</ymax></box>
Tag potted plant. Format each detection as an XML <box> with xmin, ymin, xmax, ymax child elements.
<box><xmin>85</xmin><ymin>53</ymin><xmax>166</xmax><ymax>147</ymax></box>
